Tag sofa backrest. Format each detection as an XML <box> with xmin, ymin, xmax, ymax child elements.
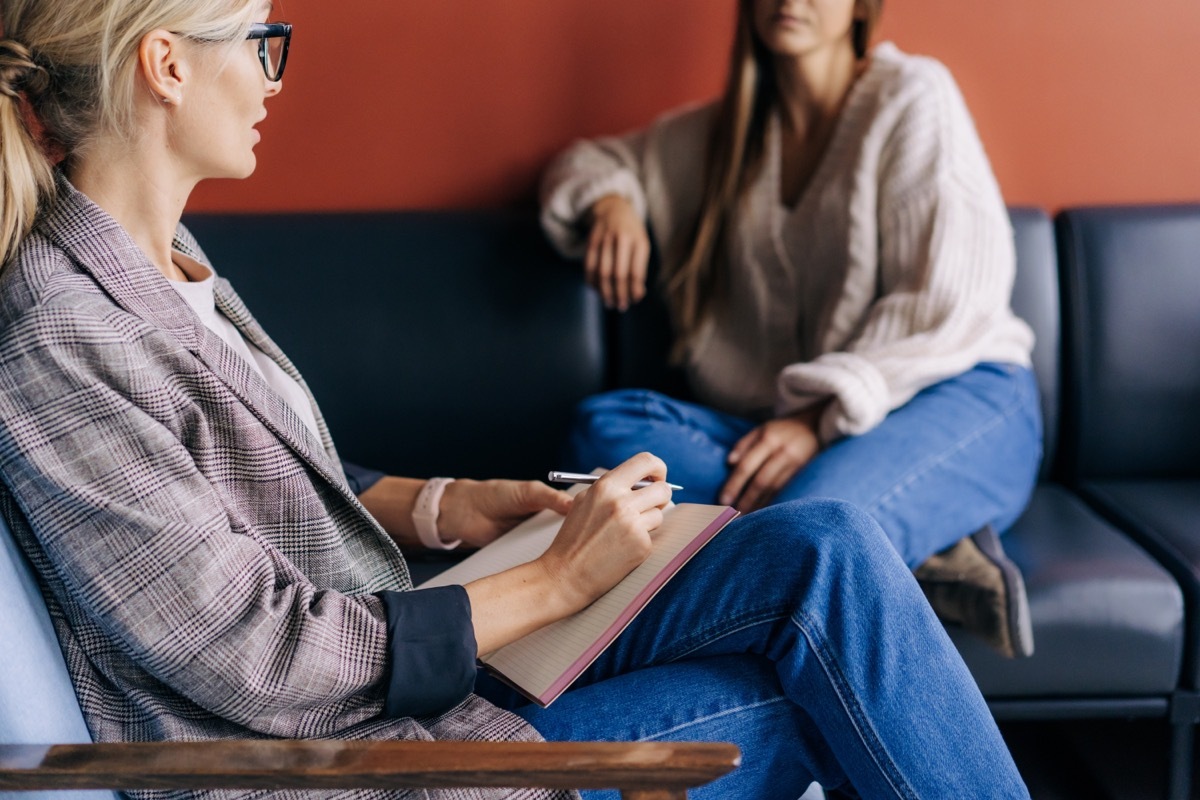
<box><xmin>0</xmin><ymin>506</ymin><xmax>116</xmax><ymax>800</ymax></box>
<box><xmin>1057</xmin><ymin>205</ymin><xmax>1200</xmax><ymax>481</ymax></box>
<box><xmin>183</xmin><ymin>211</ymin><xmax>607</xmax><ymax>481</ymax></box>
<box><xmin>1008</xmin><ymin>208</ymin><xmax>1061</xmax><ymax>481</ymax></box>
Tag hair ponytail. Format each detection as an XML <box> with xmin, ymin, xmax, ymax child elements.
<box><xmin>0</xmin><ymin>39</ymin><xmax>53</xmax><ymax>270</ymax></box>
<box><xmin>0</xmin><ymin>0</ymin><xmax>263</xmax><ymax>271</ymax></box>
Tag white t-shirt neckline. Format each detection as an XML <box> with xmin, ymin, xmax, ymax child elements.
<box><xmin>167</xmin><ymin>250</ymin><xmax>323</xmax><ymax>443</ymax></box>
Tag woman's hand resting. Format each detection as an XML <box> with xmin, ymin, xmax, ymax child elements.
<box><xmin>438</xmin><ymin>479</ymin><xmax>574</xmax><ymax>549</ymax></box>
<box><xmin>719</xmin><ymin>408</ymin><xmax>823</xmax><ymax>513</ymax></box>
<box><xmin>586</xmin><ymin>194</ymin><xmax>651</xmax><ymax>311</ymax></box>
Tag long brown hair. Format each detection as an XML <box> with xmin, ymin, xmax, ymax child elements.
<box><xmin>662</xmin><ymin>0</ymin><xmax>883</xmax><ymax>361</ymax></box>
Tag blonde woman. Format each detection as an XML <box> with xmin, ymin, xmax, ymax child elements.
<box><xmin>0</xmin><ymin>1</ymin><xmax>1029</xmax><ymax>796</ymax></box>
<box><xmin>542</xmin><ymin>0</ymin><xmax>1042</xmax><ymax>658</ymax></box>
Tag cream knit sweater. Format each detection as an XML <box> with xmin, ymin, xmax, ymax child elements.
<box><xmin>541</xmin><ymin>43</ymin><xmax>1034</xmax><ymax>443</ymax></box>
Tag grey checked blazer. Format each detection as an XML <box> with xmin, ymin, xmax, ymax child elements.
<box><xmin>0</xmin><ymin>178</ymin><xmax>572</xmax><ymax>800</ymax></box>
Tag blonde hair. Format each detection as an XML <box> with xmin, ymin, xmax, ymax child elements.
<box><xmin>0</xmin><ymin>0</ymin><xmax>261</xmax><ymax>269</ymax></box>
<box><xmin>663</xmin><ymin>0</ymin><xmax>883</xmax><ymax>361</ymax></box>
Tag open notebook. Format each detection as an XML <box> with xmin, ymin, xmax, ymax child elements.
<box><xmin>418</xmin><ymin>496</ymin><xmax>738</xmax><ymax>707</ymax></box>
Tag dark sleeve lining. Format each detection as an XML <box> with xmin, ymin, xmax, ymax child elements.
<box><xmin>343</xmin><ymin>461</ymin><xmax>385</xmax><ymax>495</ymax></box>
<box><xmin>379</xmin><ymin>586</ymin><xmax>477</xmax><ymax>717</ymax></box>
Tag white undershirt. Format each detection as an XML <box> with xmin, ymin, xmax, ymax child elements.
<box><xmin>167</xmin><ymin>251</ymin><xmax>323</xmax><ymax>442</ymax></box>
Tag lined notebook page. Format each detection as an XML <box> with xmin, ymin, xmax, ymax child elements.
<box><xmin>420</xmin><ymin>502</ymin><xmax>738</xmax><ymax>706</ymax></box>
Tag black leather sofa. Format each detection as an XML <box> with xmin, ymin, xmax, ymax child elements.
<box><xmin>1055</xmin><ymin>206</ymin><xmax>1200</xmax><ymax>796</ymax></box>
<box><xmin>179</xmin><ymin>206</ymin><xmax>1200</xmax><ymax>798</ymax></box>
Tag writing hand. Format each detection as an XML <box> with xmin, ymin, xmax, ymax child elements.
<box><xmin>463</xmin><ymin>453</ymin><xmax>672</xmax><ymax>656</ymax></box>
<box><xmin>540</xmin><ymin>452</ymin><xmax>672</xmax><ymax>612</ymax></box>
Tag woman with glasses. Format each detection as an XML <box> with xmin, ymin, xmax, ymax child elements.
<box><xmin>0</xmin><ymin>0</ymin><xmax>1028</xmax><ymax>797</ymax></box>
<box><xmin>541</xmin><ymin>0</ymin><xmax>1042</xmax><ymax>660</ymax></box>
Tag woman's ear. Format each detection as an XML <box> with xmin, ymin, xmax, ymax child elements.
<box><xmin>138</xmin><ymin>29</ymin><xmax>186</xmax><ymax>106</ymax></box>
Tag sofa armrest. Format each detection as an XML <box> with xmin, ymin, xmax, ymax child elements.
<box><xmin>0</xmin><ymin>740</ymin><xmax>740</xmax><ymax>800</ymax></box>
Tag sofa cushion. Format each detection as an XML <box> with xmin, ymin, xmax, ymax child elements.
<box><xmin>1080</xmin><ymin>479</ymin><xmax>1200</xmax><ymax>689</ymax></box>
<box><xmin>1057</xmin><ymin>204</ymin><xmax>1200</xmax><ymax>693</ymax></box>
<box><xmin>0</xmin><ymin>514</ymin><xmax>91</xmax><ymax>744</ymax></box>
<box><xmin>183</xmin><ymin>211</ymin><xmax>606</xmax><ymax>481</ymax></box>
<box><xmin>950</xmin><ymin>485</ymin><xmax>1184</xmax><ymax>697</ymax></box>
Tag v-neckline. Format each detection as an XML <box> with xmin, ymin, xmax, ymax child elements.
<box><xmin>770</xmin><ymin>53</ymin><xmax>878</xmax><ymax>216</ymax></box>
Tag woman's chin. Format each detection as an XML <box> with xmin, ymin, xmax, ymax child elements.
<box><xmin>209</xmin><ymin>156</ymin><xmax>258</xmax><ymax>182</ymax></box>
<box><xmin>237</xmin><ymin>153</ymin><xmax>258</xmax><ymax>179</ymax></box>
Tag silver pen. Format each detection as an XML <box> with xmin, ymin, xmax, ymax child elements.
<box><xmin>547</xmin><ymin>471</ymin><xmax>683</xmax><ymax>491</ymax></box>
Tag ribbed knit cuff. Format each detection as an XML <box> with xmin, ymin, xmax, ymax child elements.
<box><xmin>776</xmin><ymin>353</ymin><xmax>890</xmax><ymax>443</ymax></box>
<box><xmin>541</xmin><ymin>169</ymin><xmax>647</xmax><ymax>258</ymax></box>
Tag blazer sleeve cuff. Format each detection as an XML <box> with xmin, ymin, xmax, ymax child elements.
<box><xmin>379</xmin><ymin>586</ymin><xmax>478</xmax><ymax>717</ymax></box>
<box><xmin>343</xmin><ymin>461</ymin><xmax>386</xmax><ymax>495</ymax></box>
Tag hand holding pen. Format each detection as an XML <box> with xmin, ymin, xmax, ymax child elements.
<box><xmin>539</xmin><ymin>454</ymin><xmax>673</xmax><ymax>612</ymax></box>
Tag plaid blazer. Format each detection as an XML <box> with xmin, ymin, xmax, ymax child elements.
<box><xmin>0</xmin><ymin>179</ymin><xmax>571</xmax><ymax>800</ymax></box>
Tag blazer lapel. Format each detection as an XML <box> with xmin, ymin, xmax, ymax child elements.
<box><xmin>207</xmin><ymin>278</ymin><xmax>351</xmax><ymax>490</ymax></box>
<box><xmin>40</xmin><ymin>177</ymin><xmax>354</xmax><ymax>504</ymax></box>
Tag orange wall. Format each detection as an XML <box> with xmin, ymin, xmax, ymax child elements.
<box><xmin>190</xmin><ymin>0</ymin><xmax>1200</xmax><ymax>213</ymax></box>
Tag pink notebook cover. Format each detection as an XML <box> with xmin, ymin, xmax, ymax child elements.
<box><xmin>515</xmin><ymin>505</ymin><xmax>740</xmax><ymax>706</ymax></box>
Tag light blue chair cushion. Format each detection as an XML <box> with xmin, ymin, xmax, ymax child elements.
<box><xmin>0</xmin><ymin>513</ymin><xmax>118</xmax><ymax>800</ymax></box>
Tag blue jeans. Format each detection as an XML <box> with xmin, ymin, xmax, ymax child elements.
<box><xmin>477</xmin><ymin>500</ymin><xmax>1030</xmax><ymax>798</ymax></box>
<box><xmin>562</xmin><ymin>363</ymin><xmax>1043</xmax><ymax>567</ymax></box>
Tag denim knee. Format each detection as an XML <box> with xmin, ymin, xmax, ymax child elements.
<box><xmin>571</xmin><ymin>386</ymin><xmax>657</xmax><ymax>417</ymax></box>
<box><xmin>564</xmin><ymin>389</ymin><xmax>663</xmax><ymax>472</ymax></box>
<box><xmin>754</xmin><ymin>498</ymin><xmax>883</xmax><ymax>541</ymax></box>
<box><xmin>739</xmin><ymin>499</ymin><xmax>895</xmax><ymax>573</ymax></box>
<box><xmin>727</xmin><ymin>500</ymin><xmax>920</xmax><ymax>641</ymax></box>
<box><xmin>571</xmin><ymin>389</ymin><xmax>639</xmax><ymax>436</ymax></box>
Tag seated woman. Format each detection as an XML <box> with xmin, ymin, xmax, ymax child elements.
<box><xmin>540</xmin><ymin>0</ymin><xmax>1042</xmax><ymax>658</ymax></box>
<box><xmin>0</xmin><ymin>0</ymin><xmax>1029</xmax><ymax>797</ymax></box>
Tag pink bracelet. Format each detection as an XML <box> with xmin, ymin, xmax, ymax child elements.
<box><xmin>411</xmin><ymin>477</ymin><xmax>460</xmax><ymax>550</ymax></box>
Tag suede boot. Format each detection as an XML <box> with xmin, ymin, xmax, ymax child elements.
<box><xmin>913</xmin><ymin>525</ymin><xmax>1034</xmax><ymax>659</ymax></box>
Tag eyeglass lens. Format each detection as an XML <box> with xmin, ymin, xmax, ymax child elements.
<box><xmin>260</xmin><ymin>36</ymin><xmax>285</xmax><ymax>80</ymax></box>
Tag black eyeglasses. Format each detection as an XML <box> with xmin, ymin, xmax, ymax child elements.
<box><xmin>246</xmin><ymin>22</ymin><xmax>291</xmax><ymax>82</ymax></box>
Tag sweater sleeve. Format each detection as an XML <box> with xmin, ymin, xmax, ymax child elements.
<box><xmin>539</xmin><ymin>103</ymin><xmax>716</xmax><ymax>260</ymax></box>
<box><xmin>776</xmin><ymin>61</ymin><xmax>1033</xmax><ymax>442</ymax></box>
<box><xmin>539</xmin><ymin>128</ymin><xmax>652</xmax><ymax>258</ymax></box>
